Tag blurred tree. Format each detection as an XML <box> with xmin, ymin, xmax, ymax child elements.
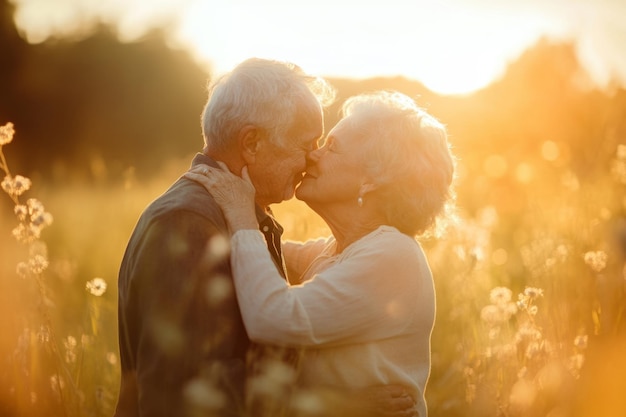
<box><xmin>0</xmin><ymin>2</ymin><xmax>209</xmax><ymax>182</ymax></box>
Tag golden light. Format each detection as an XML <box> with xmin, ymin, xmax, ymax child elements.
<box><xmin>541</xmin><ymin>141</ymin><xmax>560</xmax><ymax>161</ymax></box>
<box><xmin>483</xmin><ymin>154</ymin><xmax>508</xmax><ymax>178</ymax></box>
<box><xmin>491</xmin><ymin>248</ymin><xmax>508</xmax><ymax>266</ymax></box>
<box><xmin>515</xmin><ymin>162</ymin><xmax>535</xmax><ymax>184</ymax></box>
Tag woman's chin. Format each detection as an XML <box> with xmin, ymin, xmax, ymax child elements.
<box><xmin>295</xmin><ymin>186</ymin><xmax>311</xmax><ymax>203</ymax></box>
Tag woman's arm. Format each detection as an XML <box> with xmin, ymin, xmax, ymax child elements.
<box><xmin>283</xmin><ymin>238</ymin><xmax>328</xmax><ymax>284</ymax></box>
<box><xmin>231</xmin><ymin>229</ymin><xmax>431</xmax><ymax>347</ymax></box>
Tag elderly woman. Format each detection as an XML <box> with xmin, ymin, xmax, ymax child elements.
<box><xmin>186</xmin><ymin>90</ymin><xmax>455</xmax><ymax>417</ymax></box>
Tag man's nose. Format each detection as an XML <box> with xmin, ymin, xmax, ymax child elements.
<box><xmin>306</xmin><ymin>147</ymin><xmax>322</xmax><ymax>163</ymax></box>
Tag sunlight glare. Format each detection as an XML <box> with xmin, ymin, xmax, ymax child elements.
<box><xmin>173</xmin><ymin>0</ymin><xmax>577</xmax><ymax>94</ymax></box>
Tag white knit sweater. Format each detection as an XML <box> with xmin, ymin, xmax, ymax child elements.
<box><xmin>230</xmin><ymin>225</ymin><xmax>435</xmax><ymax>416</ymax></box>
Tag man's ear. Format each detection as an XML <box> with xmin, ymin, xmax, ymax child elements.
<box><xmin>238</xmin><ymin>125</ymin><xmax>262</xmax><ymax>165</ymax></box>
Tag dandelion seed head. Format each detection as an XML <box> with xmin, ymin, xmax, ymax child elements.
<box><xmin>490</xmin><ymin>287</ymin><xmax>513</xmax><ymax>305</ymax></box>
<box><xmin>480</xmin><ymin>304</ymin><xmax>503</xmax><ymax>325</ymax></box>
<box><xmin>523</xmin><ymin>287</ymin><xmax>544</xmax><ymax>299</ymax></box>
<box><xmin>86</xmin><ymin>277</ymin><xmax>107</xmax><ymax>296</ymax></box>
<box><xmin>0</xmin><ymin>122</ymin><xmax>15</xmax><ymax>145</ymax></box>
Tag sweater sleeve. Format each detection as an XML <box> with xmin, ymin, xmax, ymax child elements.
<box><xmin>283</xmin><ymin>238</ymin><xmax>329</xmax><ymax>284</ymax></box>
<box><xmin>231</xmin><ymin>229</ymin><xmax>430</xmax><ymax>347</ymax></box>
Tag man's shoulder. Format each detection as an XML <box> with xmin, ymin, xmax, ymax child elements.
<box><xmin>143</xmin><ymin>177</ymin><xmax>225</xmax><ymax>226</ymax></box>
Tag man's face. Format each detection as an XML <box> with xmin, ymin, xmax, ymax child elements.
<box><xmin>249</xmin><ymin>109</ymin><xmax>324</xmax><ymax>207</ymax></box>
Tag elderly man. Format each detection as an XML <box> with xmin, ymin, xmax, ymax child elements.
<box><xmin>114</xmin><ymin>58</ymin><xmax>414</xmax><ymax>417</ymax></box>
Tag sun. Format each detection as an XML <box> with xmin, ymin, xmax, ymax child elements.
<box><xmin>171</xmin><ymin>0</ymin><xmax>572</xmax><ymax>96</ymax></box>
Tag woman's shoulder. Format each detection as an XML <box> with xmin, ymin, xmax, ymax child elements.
<box><xmin>347</xmin><ymin>226</ymin><xmax>424</xmax><ymax>259</ymax></box>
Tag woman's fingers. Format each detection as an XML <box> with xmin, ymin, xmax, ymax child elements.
<box><xmin>183</xmin><ymin>171</ymin><xmax>215</xmax><ymax>189</ymax></box>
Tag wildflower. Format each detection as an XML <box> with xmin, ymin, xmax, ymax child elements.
<box><xmin>37</xmin><ymin>325</ymin><xmax>50</xmax><ymax>344</ymax></box>
<box><xmin>14</xmin><ymin>204</ymin><xmax>27</xmax><ymax>221</ymax></box>
<box><xmin>28</xmin><ymin>254</ymin><xmax>49</xmax><ymax>274</ymax></box>
<box><xmin>515</xmin><ymin>321</ymin><xmax>543</xmax><ymax>342</ymax></box>
<box><xmin>490</xmin><ymin>286</ymin><xmax>513</xmax><ymax>306</ymax></box>
<box><xmin>26</xmin><ymin>198</ymin><xmax>44</xmax><ymax>216</ymax></box>
<box><xmin>524</xmin><ymin>287</ymin><xmax>543</xmax><ymax>299</ymax></box>
<box><xmin>518</xmin><ymin>287</ymin><xmax>544</xmax><ymax>310</ymax></box>
<box><xmin>583</xmin><ymin>250</ymin><xmax>607</xmax><ymax>272</ymax></box>
<box><xmin>11</xmin><ymin>222</ymin><xmax>41</xmax><ymax>243</ymax></box>
<box><xmin>480</xmin><ymin>304</ymin><xmax>503</xmax><ymax>325</ymax></box>
<box><xmin>86</xmin><ymin>277</ymin><xmax>107</xmax><ymax>296</ymax></box>
<box><xmin>64</xmin><ymin>336</ymin><xmax>77</xmax><ymax>363</ymax></box>
<box><xmin>50</xmin><ymin>375</ymin><xmax>65</xmax><ymax>395</ymax></box>
<box><xmin>573</xmin><ymin>334</ymin><xmax>588</xmax><ymax>350</ymax></box>
<box><xmin>567</xmin><ymin>353</ymin><xmax>585</xmax><ymax>378</ymax></box>
<box><xmin>0</xmin><ymin>122</ymin><xmax>14</xmax><ymax>145</ymax></box>
<box><xmin>1</xmin><ymin>174</ymin><xmax>32</xmax><ymax>197</ymax></box>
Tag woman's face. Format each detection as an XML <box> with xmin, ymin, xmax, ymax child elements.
<box><xmin>295</xmin><ymin>116</ymin><xmax>367</xmax><ymax>208</ymax></box>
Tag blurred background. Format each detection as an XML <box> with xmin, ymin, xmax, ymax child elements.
<box><xmin>1</xmin><ymin>0</ymin><xmax>625</xmax><ymax>416</ymax></box>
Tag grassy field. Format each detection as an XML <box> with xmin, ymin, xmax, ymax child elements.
<box><xmin>1</xmin><ymin>131</ymin><xmax>626</xmax><ymax>416</ymax></box>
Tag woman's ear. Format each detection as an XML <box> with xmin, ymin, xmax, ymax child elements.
<box><xmin>238</xmin><ymin>125</ymin><xmax>261</xmax><ymax>165</ymax></box>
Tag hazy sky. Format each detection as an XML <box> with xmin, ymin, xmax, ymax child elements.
<box><xmin>10</xmin><ymin>0</ymin><xmax>626</xmax><ymax>94</ymax></box>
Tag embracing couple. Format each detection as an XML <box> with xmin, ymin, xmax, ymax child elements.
<box><xmin>113</xmin><ymin>58</ymin><xmax>456</xmax><ymax>417</ymax></box>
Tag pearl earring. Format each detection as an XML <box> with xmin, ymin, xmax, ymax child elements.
<box><xmin>357</xmin><ymin>196</ymin><xmax>363</xmax><ymax>207</ymax></box>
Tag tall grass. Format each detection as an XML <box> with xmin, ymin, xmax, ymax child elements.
<box><xmin>1</xmin><ymin>121</ymin><xmax>625</xmax><ymax>416</ymax></box>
